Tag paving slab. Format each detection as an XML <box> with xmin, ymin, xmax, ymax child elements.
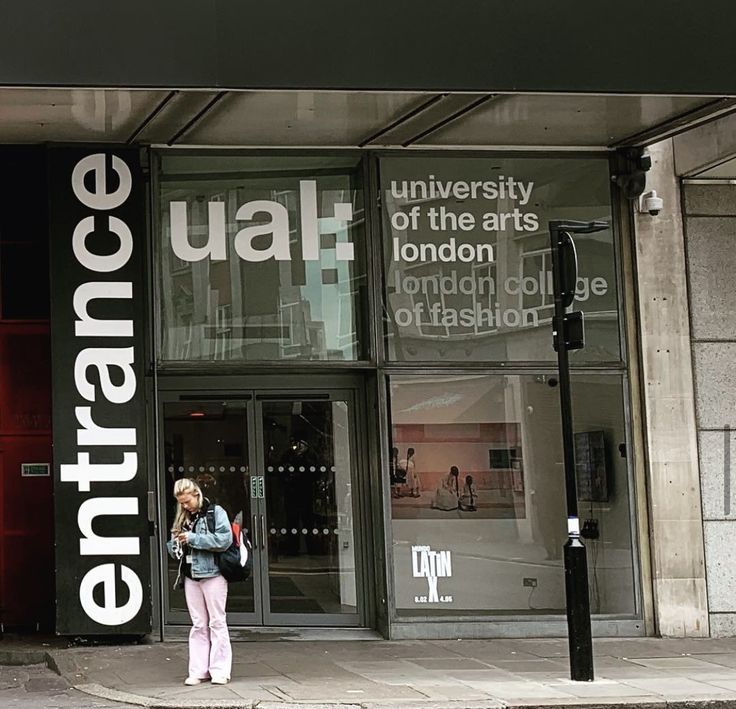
<box><xmin>617</xmin><ymin>676</ymin><xmax>736</xmax><ymax>699</ymax></box>
<box><xmin>628</xmin><ymin>657</ymin><xmax>722</xmax><ymax>670</ymax></box>
<box><xmin>434</xmin><ymin>639</ymin><xmax>545</xmax><ymax>662</ymax></box>
<box><xmin>539</xmin><ymin>678</ymin><xmax>653</xmax><ymax>698</ymax></box>
<box><xmin>693</xmin><ymin>654</ymin><xmax>736</xmax><ymax>669</ymax></box>
<box><xmin>402</xmin><ymin>685</ymin><xmax>493</xmax><ymax>701</ymax></box>
<box><xmin>490</xmin><ymin>659</ymin><xmax>571</xmax><ymax>674</ymax></box>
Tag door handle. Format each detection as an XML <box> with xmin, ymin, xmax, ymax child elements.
<box><xmin>252</xmin><ymin>514</ymin><xmax>259</xmax><ymax>550</ymax></box>
<box><xmin>260</xmin><ymin>515</ymin><xmax>267</xmax><ymax>550</ymax></box>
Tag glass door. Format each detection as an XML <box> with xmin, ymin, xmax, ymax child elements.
<box><xmin>161</xmin><ymin>395</ymin><xmax>262</xmax><ymax>625</ymax></box>
<box><xmin>256</xmin><ymin>392</ymin><xmax>359</xmax><ymax>625</ymax></box>
<box><xmin>160</xmin><ymin>387</ymin><xmax>362</xmax><ymax>627</ymax></box>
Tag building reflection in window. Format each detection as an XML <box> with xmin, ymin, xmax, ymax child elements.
<box><xmin>157</xmin><ymin>155</ymin><xmax>367</xmax><ymax>362</ymax></box>
<box><xmin>380</xmin><ymin>156</ymin><xmax>620</xmax><ymax>364</ymax></box>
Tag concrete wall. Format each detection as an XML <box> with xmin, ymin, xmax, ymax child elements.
<box><xmin>683</xmin><ymin>181</ymin><xmax>736</xmax><ymax>637</ymax></box>
<box><xmin>634</xmin><ymin>140</ymin><xmax>709</xmax><ymax>636</ymax></box>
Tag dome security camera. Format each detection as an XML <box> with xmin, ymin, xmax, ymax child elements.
<box><xmin>639</xmin><ymin>190</ymin><xmax>664</xmax><ymax>216</ymax></box>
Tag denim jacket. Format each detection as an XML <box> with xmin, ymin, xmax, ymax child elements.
<box><xmin>167</xmin><ymin>502</ymin><xmax>231</xmax><ymax>587</ymax></box>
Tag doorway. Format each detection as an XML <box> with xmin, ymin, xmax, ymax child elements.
<box><xmin>159</xmin><ymin>381</ymin><xmax>366</xmax><ymax>627</ymax></box>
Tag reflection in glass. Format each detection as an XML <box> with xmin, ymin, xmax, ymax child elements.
<box><xmin>262</xmin><ymin>399</ymin><xmax>357</xmax><ymax>615</ymax></box>
<box><xmin>162</xmin><ymin>401</ymin><xmax>254</xmax><ymax>614</ymax></box>
<box><xmin>380</xmin><ymin>156</ymin><xmax>619</xmax><ymax>363</ymax></box>
<box><xmin>157</xmin><ymin>155</ymin><xmax>366</xmax><ymax>362</ymax></box>
<box><xmin>389</xmin><ymin>374</ymin><xmax>635</xmax><ymax>616</ymax></box>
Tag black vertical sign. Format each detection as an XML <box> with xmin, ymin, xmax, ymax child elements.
<box><xmin>49</xmin><ymin>148</ymin><xmax>151</xmax><ymax>635</ymax></box>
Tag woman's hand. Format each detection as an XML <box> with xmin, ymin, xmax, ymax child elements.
<box><xmin>175</xmin><ymin>531</ymin><xmax>190</xmax><ymax>544</ymax></box>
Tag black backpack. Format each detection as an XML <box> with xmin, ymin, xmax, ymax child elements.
<box><xmin>205</xmin><ymin>505</ymin><xmax>253</xmax><ymax>583</ymax></box>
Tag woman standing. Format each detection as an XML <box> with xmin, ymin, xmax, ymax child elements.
<box><xmin>399</xmin><ymin>448</ymin><xmax>421</xmax><ymax>497</ymax></box>
<box><xmin>431</xmin><ymin>465</ymin><xmax>461</xmax><ymax>511</ymax></box>
<box><xmin>167</xmin><ymin>478</ymin><xmax>233</xmax><ymax>686</ymax></box>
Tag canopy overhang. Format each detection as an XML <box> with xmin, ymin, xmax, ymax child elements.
<box><xmin>1</xmin><ymin>88</ymin><xmax>734</xmax><ymax>149</ymax></box>
<box><xmin>3</xmin><ymin>1</ymin><xmax>736</xmax><ymax>149</ymax></box>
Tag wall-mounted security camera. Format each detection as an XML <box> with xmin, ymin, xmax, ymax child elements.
<box><xmin>638</xmin><ymin>190</ymin><xmax>664</xmax><ymax>216</ymax></box>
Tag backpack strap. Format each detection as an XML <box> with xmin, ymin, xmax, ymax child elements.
<box><xmin>205</xmin><ymin>504</ymin><xmax>236</xmax><ymax>545</ymax></box>
<box><xmin>205</xmin><ymin>504</ymin><xmax>232</xmax><ymax>534</ymax></box>
<box><xmin>205</xmin><ymin>506</ymin><xmax>216</xmax><ymax>533</ymax></box>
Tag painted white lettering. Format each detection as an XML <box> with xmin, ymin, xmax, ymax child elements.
<box><xmin>169</xmin><ymin>201</ymin><xmax>227</xmax><ymax>262</ymax></box>
<box><xmin>394</xmin><ymin>308</ymin><xmax>413</xmax><ymax>327</ymax></box>
<box><xmin>73</xmin><ymin>282</ymin><xmax>133</xmax><ymax>338</ymax></box>
<box><xmin>437</xmin><ymin>550</ymin><xmax>452</xmax><ymax>577</ymax></box>
<box><xmin>591</xmin><ymin>277</ymin><xmax>608</xmax><ymax>296</ymax></box>
<box><xmin>72</xmin><ymin>154</ymin><xmax>132</xmax><ymax>211</ymax></box>
<box><xmin>60</xmin><ymin>451</ymin><xmax>138</xmax><ymax>493</ymax></box>
<box><xmin>74</xmin><ymin>347</ymin><xmax>136</xmax><ymax>404</ymax></box>
<box><xmin>412</xmin><ymin>547</ymin><xmax>423</xmax><ymax>577</ymax></box>
<box><xmin>517</xmin><ymin>181</ymin><xmax>534</xmax><ymax>205</ymax></box>
<box><xmin>79</xmin><ymin>563</ymin><xmax>143</xmax><ymax>626</ymax></box>
<box><xmin>300</xmin><ymin>180</ymin><xmax>320</xmax><ymax>260</ymax></box>
<box><xmin>76</xmin><ymin>406</ymin><xmax>136</xmax><ymax>447</ymax></box>
<box><xmin>427</xmin><ymin>576</ymin><xmax>439</xmax><ymax>602</ymax></box>
<box><xmin>418</xmin><ymin>551</ymin><xmax>431</xmax><ymax>577</ymax></box>
<box><xmin>391</xmin><ymin>211</ymin><xmax>410</xmax><ymax>231</ymax></box>
<box><xmin>72</xmin><ymin>216</ymin><xmax>133</xmax><ymax>273</ymax></box>
<box><xmin>427</xmin><ymin>550</ymin><xmax>437</xmax><ymax>577</ymax></box>
<box><xmin>233</xmin><ymin>200</ymin><xmax>290</xmax><ymax>262</ymax></box>
<box><xmin>78</xmin><ymin>498</ymin><xmax>140</xmax><ymax>556</ymax></box>
<box><xmin>64</xmin><ymin>152</ymin><xmax>144</xmax><ymax>631</ymax></box>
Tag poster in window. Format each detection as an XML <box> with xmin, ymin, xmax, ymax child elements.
<box><xmin>390</xmin><ymin>423</ymin><xmax>525</xmax><ymax>519</ymax></box>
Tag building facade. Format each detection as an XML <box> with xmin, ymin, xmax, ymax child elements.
<box><xmin>1</xmin><ymin>1</ymin><xmax>735</xmax><ymax>640</ymax></box>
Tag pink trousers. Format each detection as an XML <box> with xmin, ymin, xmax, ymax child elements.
<box><xmin>184</xmin><ymin>575</ymin><xmax>232</xmax><ymax>680</ymax></box>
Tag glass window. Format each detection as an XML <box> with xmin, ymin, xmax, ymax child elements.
<box><xmin>157</xmin><ymin>155</ymin><xmax>367</xmax><ymax>361</ymax></box>
<box><xmin>388</xmin><ymin>373</ymin><xmax>636</xmax><ymax>617</ymax></box>
<box><xmin>380</xmin><ymin>156</ymin><xmax>619</xmax><ymax>363</ymax></box>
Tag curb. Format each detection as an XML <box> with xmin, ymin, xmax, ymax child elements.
<box><xmin>75</xmin><ymin>682</ymin><xmax>365</xmax><ymax>709</ymax></box>
<box><xmin>63</xmin><ymin>681</ymin><xmax>736</xmax><ymax>709</ymax></box>
<box><xmin>0</xmin><ymin>647</ymin><xmax>49</xmax><ymax>666</ymax></box>
<box><xmin>76</xmin><ymin>682</ymin><xmax>251</xmax><ymax>708</ymax></box>
<box><xmin>46</xmin><ymin>649</ymin><xmax>87</xmax><ymax>683</ymax></box>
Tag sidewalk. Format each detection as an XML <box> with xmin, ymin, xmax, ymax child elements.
<box><xmin>7</xmin><ymin>634</ymin><xmax>736</xmax><ymax>708</ymax></box>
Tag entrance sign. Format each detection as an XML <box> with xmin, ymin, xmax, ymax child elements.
<box><xmin>50</xmin><ymin>148</ymin><xmax>151</xmax><ymax>634</ymax></box>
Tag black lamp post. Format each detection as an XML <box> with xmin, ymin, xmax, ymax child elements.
<box><xmin>548</xmin><ymin>219</ymin><xmax>608</xmax><ymax>682</ymax></box>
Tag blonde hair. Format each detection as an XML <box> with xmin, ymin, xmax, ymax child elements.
<box><xmin>172</xmin><ymin>478</ymin><xmax>203</xmax><ymax>532</ymax></box>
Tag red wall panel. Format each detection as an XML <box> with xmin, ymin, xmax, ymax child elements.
<box><xmin>0</xmin><ymin>323</ymin><xmax>53</xmax><ymax>629</ymax></box>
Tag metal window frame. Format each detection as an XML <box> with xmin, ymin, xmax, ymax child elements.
<box><xmin>145</xmin><ymin>147</ymin><xmax>646</xmax><ymax>638</ymax></box>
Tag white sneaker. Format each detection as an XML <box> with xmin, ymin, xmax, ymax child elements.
<box><xmin>184</xmin><ymin>676</ymin><xmax>204</xmax><ymax>686</ymax></box>
<box><xmin>210</xmin><ymin>676</ymin><xmax>229</xmax><ymax>685</ymax></box>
